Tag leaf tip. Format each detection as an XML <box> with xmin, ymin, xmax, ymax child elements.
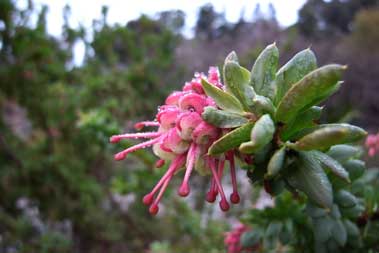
<box><xmin>225</xmin><ymin>51</ymin><xmax>238</xmax><ymax>63</ymax></box>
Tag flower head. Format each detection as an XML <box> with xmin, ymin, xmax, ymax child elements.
<box><xmin>110</xmin><ymin>67</ymin><xmax>241</xmax><ymax>215</ymax></box>
<box><xmin>224</xmin><ymin>224</ymin><xmax>254</xmax><ymax>253</ymax></box>
<box><xmin>365</xmin><ymin>131</ymin><xmax>379</xmax><ymax>157</ymax></box>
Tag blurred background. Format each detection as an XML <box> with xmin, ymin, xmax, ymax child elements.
<box><xmin>0</xmin><ymin>0</ymin><xmax>378</xmax><ymax>252</ymax></box>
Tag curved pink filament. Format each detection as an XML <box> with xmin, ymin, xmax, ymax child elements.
<box><xmin>155</xmin><ymin>159</ymin><xmax>165</xmax><ymax>168</ymax></box>
<box><xmin>151</xmin><ymin>155</ymin><xmax>185</xmax><ymax>195</ymax></box>
<box><xmin>134</xmin><ymin>121</ymin><xmax>160</xmax><ymax>130</ymax></box>
<box><xmin>210</xmin><ymin>158</ymin><xmax>230</xmax><ymax>211</ymax></box>
<box><xmin>178</xmin><ymin>143</ymin><xmax>198</xmax><ymax>197</ymax></box>
<box><xmin>227</xmin><ymin>152</ymin><xmax>240</xmax><ymax>204</ymax></box>
<box><xmin>114</xmin><ymin>137</ymin><xmax>162</xmax><ymax>160</ymax></box>
<box><xmin>110</xmin><ymin>132</ymin><xmax>161</xmax><ymax>143</ymax></box>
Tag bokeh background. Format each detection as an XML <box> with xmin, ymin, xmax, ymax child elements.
<box><xmin>0</xmin><ymin>0</ymin><xmax>379</xmax><ymax>252</ymax></box>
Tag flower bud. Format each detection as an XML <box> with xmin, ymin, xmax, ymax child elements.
<box><xmin>192</xmin><ymin>121</ymin><xmax>220</xmax><ymax>145</ymax></box>
<box><xmin>183</xmin><ymin>80</ymin><xmax>204</xmax><ymax>94</ymax></box>
<box><xmin>176</xmin><ymin>112</ymin><xmax>203</xmax><ymax>141</ymax></box>
<box><xmin>165</xmin><ymin>91</ymin><xmax>186</xmax><ymax>106</ymax></box>
<box><xmin>157</xmin><ymin>107</ymin><xmax>179</xmax><ymax>130</ymax></box>
<box><xmin>164</xmin><ymin>129</ymin><xmax>190</xmax><ymax>154</ymax></box>
<box><xmin>179</xmin><ymin>93</ymin><xmax>208</xmax><ymax>113</ymax></box>
<box><xmin>153</xmin><ymin>143</ymin><xmax>175</xmax><ymax>160</ymax></box>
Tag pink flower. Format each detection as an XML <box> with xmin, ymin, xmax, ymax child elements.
<box><xmin>365</xmin><ymin>132</ymin><xmax>379</xmax><ymax>157</ymax></box>
<box><xmin>224</xmin><ymin>224</ymin><xmax>254</xmax><ymax>253</ymax></box>
<box><xmin>110</xmin><ymin>67</ymin><xmax>242</xmax><ymax>215</ymax></box>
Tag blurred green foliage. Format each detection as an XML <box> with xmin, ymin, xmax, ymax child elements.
<box><xmin>0</xmin><ymin>1</ymin><xmax>224</xmax><ymax>252</ymax></box>
<box><xmin>0</xmin><ymin>0</ymin><xmax>379</xmax><ymax>252</ymax></box>
<box><xmin>351</xmin><ymin>8</ymin><xmax>379</xmax><ymax>52</ymax></box>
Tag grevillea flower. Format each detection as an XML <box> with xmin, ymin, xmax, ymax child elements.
<box><xmin>365</xmin><ymin>131</ymin><xmax>379</xmax><ymax>157</ymax></box>
<box><xmin>110</xmin><ymin>67</ymin><xmax>241</xmax><ymax>215</ymax></box>
<box><xmin>224</xmin><ymin>224</ymin><xmax>254</xmax><ymax>253</ymax></box>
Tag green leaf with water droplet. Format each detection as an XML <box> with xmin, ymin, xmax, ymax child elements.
<box><xmin>201</xmin><ymin>78</ymin><xmax>244</xmax><ymax>113</ymax></box>
<box><xmin>250</xmin><ymin>94</ymin><xmax>276</xmax><ymax>117</ymax></box>
<box><xmin>251</xmin><ymin>43</ymin><xmax>279</xmax><ymax>99</ymax></box>
<box><xmin>202</xmin><ymin>106</ymin><xmax>248</xmax><ymax>128</ymax></box>
<box><xmin>265</xmin><ymin>147</ymin><xmax>286</xmax><ymax>179</ymax></box>
<box><xmin>289</xmin><ymin>124</ymin><xmax>367</xmax><ymax>151</ymax></box>
<box><xmin>287</xmin><ymin>151</ymin><xmax>333</xmax><ymax>209</ymax></box>
<box><xmin>201</xmin><ymin>79</ymin><xmax>243</xmax><ymax>113</ymax></box>
<box><xmin>225</xmin><ymin>51</ymin><xmax>239</xmax><ymax>63</ymax></box>
<box><xmin>276</xmin><ymin>64</ymin><xmax>346</xmax><ymax>123</ymax></box>
<box><xmin>239</xmin><ymin>114</ymin><xmax>275</xmax><ymax>154</ymax></box>
<box><xmin>313</xmin><ymin>151</ymin><xmax>350</xmax><ymax>183</ymax></box>
<box><xmin>208</xmin><ymin>122</ymin><xmax>254</xmax><ymax>155</ymax></box>
<box><xmin>280</xmin><ymin>106</ymin><xmax>323</xmax><ymax>141</ymax></box>
<box><xmin>224</xmin><ymin>61</ymin><xmax>255</xmax><ymax>111</ymax></box>
<box><xmin>327</xmin><ymin>144</ymin><xmax>362</xmax><ymax>162</ymax></box>
<box><xmin>275</xmin><ymin>48</ymin><xmax>317</xmax><ymax>105</ymax></box>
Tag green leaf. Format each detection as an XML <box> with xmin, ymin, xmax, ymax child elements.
<box><xmin>343</xmin><ymin>159</ymin><xmax>365</xmax><ymax>181</ymax></box>
<box><xmin>326</xmin><ymin>239</ymin><xmax>339</xmax><ymax>252</ymax></box>
<box><xmin>287</xmin><ymin>151</ymin><xmax>333</xmax><ymax>209</ymax></box>
<box><xmin>312</xmin><ymin>151</ymin><xmax>350</xmax><ymax>183</ymax></box>
<box><xmin>265</xmin><ymin>221</ymin><xmax>283</xmax><ymax>238</ymax></box>
<box><xmin>304</xmin><ymin>81</ymin><xmax>341</xmax><ymax>109</ymax></box>
<box><xmin>224</xmin><ymin>50</ymin><xmax>238</xmax><ymax>63</ymax></box>
<box><xmin>250</xmin><ymin>43</ymin><xmax>279</xmax><ymax>99</ymax></box>
<box><xmin>327</xmin><ymin>145</ymin><xmax>362</xmax><ymax>162</ymax></box>
<box><xmin>223</xmin><ymin>61</ymin><xmax>255</xmax><ymax>111</ymax></box>
<box><xmin>306</xmin><ymin>202</ymin><xmax>329</xmax><ymax>218</ymax></box>
<box><xmin>280</xmin><ymin>106</ymin><xmax>323</xmax><ymax>141</ymax></box>
<box><xmin>265</xmin><ymin>147</ymin><xmax>286</xmax><ymax>179</ymax></box>
<box><xmin>289</xmin><ymin>124</ymin><xmax>367</xmax><ymax>151</ymax></box>
<box><xmin>343</xmin><ymin>220</ymin><xmax>360</xmax><ymax>237</ymax></box>
<box><xmin>202</xmin><ymin>106</ymin><xmax>248</xmax><ymax>128</ymax></box>
<box><xmin>240</xmin><ymin>230</ymin><xmax>261</xmax><ymax>248</ymax></box>
<box><xmin>335</xmin><ymin>190</ymin><xmax>358</xmax><ymax>208</ymax></box>
<box><xmin>342</xmin><ymin>203</ymin><xmax>365</xmax><ymax>218</ymax></box>
<box><xmin>201</xmin><ymin>78</ymin><xmax>244</xmax><ymax>113</ymax></box>
<box><xmin>239</xmin><ymin>114</ymin><xmax>275</xmax><ymax>154</ymax></box>
<box><xmin>330</xmin><ymin>204</ymin><xmax>342</xmax><ymax>219</ymax></box>
<box><xmin>250</xmin><ymin>94</ymin><xmax>276</xmax><ymax>116</ymax></box>
<box><xmin>264</xmin><ymin>179</ymin><xmax>285</xmax><ymax>196</ymax></box>
<box><xmin>313</xmin><ymin>217</ymin><xmax>334</xmax><ymax>242</ymax></box>
<box><xmin>276</xmin><ymin>64</ymin><xmax>346</xmax><ymax>123</ymax></box>
<box><xmin>332</xmin><ymin>220</ymin><xmax>347</xmax><ymax>246</ymax></box>
<box><xmin>208</xmin><ymin>122</ymin><xmax>254</xmax><ymax>155</ymax></box>
<box><xmin>275</xmin><ymin>48</ymin><xmax>317</xmax><ymax>105</ymax></box>
<box><xmin>279</xmin><ymin>220</ymin><xmax>292</xmax><ymax>244</ymax></box>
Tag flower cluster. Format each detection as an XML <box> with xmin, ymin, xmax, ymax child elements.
<box><xmin>224</xmin><ymin>224</ymin><xmax>253</xmax><ymax>253</ymax></box>
<box><xmin>110</xmin><ymin>67</ymin><xmax>241</xmax><ymax>215</ymax></box>
<box><xmin>365</xmin><ymin>131</ymin><xmax>379</xmax><ymax>157</ymax></box>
